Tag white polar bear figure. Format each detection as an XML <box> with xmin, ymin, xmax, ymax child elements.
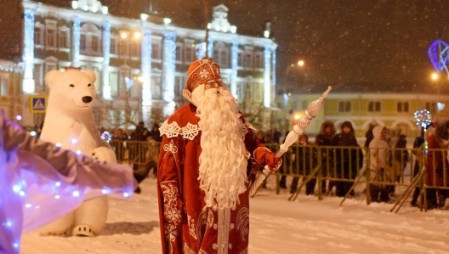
<box><xmin>38</xmin><ymin>68</ymin><xmax>116</xmax><ymax>237</ymax></box>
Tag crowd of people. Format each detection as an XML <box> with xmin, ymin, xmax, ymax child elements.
<box><xmin>107</xmin><ymin>121</ymin><xmax>161</xmax><ymax>193</ymax></box>
<box><xmin>266</xmin><ymin>120</ymin><xmax>415</xmax><ymax>204</ymax></box>
<box><xmin>96</xmin><ymin>114</ymin><xmax>449</xmax><ymax>212</ymax></box>
<box><xmin>267</xmin><ymin>118</ymin><xmax>449</xmax><ymax>211</ymax></box>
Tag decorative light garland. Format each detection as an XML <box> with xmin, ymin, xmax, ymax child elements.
<box><xmin>414</xmin><ymin>109</ymin><xmax>432</xmax><ymax>154</ymax></box>
<box><xmin>413</xmin><ymin>109</ymin><xmax>432</xmax><ymax>128</ymax></box>
<box><xmin>101</xmin><ymin>131</ymin><xmax>112</xmax><ymax>143</ymax></box>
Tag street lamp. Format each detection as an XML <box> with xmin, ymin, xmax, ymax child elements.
<box><xmin>430</xmin><ymin>71</ymin><xmax>448</xmax><ymax>117</ymax></box>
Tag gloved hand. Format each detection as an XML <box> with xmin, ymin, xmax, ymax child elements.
<box><xmin>266</xmin><ymin>153</ymin><xmax>282</xmax><ymax>172</ymax></box>
<box><xmin>253</xmin><ymin>147</ymin><xmax>283</xmax><ymax>172</ymax></box>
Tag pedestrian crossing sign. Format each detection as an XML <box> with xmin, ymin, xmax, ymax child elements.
<box><xmin>30</xmin><ymin>95</ymin><xmax>47</xmax><ymax>113</ymax></box>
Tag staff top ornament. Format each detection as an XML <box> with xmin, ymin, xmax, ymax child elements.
<box><xmin>414</xmin><ymin>109</ymin><xmax>432</xmax><ymax>128</ymax></box>
<box><xmin>278</xmin><ymin>86</ymin><xmax>332</xmax><ymax>156</ymax></box>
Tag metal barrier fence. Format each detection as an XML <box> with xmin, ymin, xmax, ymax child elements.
<box><xmin>264</xmin><ymin>143</ymin><xmax>449</xmax><ymax>209</ymax></box>
<box><xmin>109</xmin><ymin>140</ymin><xmax>160</xmax><ymax>166</ymax></box>
<box><xmin>110</xmin><ymin>140</ymin><xmax>449</xmax><ymax>209</ymax></box>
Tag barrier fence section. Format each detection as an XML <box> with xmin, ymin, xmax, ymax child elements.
<box><xmin>110</xmin><ymin>140</ymin><xmax>160</xmax><ymax>167</ymax></box>
<box><xmin>110</xmin><ymin>140</ymin><xmax>449</xmax><ymax>208</ymax></box>
<box><xmin>264</xmin><ymin>143</ymin><xmax>449</xmax><ymax>208</ymax></box>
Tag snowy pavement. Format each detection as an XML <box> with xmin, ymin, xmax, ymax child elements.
<box><xmin>21</xmin><ymin>177</ymin><xmax>449</xmax><ymax>254</ymax></box>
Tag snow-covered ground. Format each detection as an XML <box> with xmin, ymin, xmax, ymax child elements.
<box><xmin>21</xmin><ymin>176</ymin><xmax>449</xmax><ymax>254</ymax></box>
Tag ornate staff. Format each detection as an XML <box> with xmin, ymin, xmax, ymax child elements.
<box><xmin>249</xmin><ymin>86</ymin><xmax>332</xmax><ymax>197</ymax></box>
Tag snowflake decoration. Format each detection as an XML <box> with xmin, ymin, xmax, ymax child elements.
<box><xmin>160</xmin><ymin>121</ymin><xmax>182</xmax><ymax>138</ymax></box>
<box><xmin>182</xmin><ymin>123</ymin><xmax>199</xmax><ymax>140</ymax></box>
<box><xmin>199</xmin><ymin>69</ymin><xmax>210</xmax><ymax>79</ymax></box>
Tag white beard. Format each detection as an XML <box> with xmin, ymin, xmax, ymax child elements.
<box><xmin>192</xmin><ymin>85</ymin><xmax>248</xmax><ymax>209</ymax></box>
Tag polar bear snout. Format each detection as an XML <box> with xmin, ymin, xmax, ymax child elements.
<box><xmin>82</xmin><ymin>96</ymin><xmax>93</xmax><ymax>103</ymax></box>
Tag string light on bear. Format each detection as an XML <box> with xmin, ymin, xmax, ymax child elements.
<box><xmin>72</xmin><ymin>190</ymin><xmax>80</xmax><ymax>197</ymax></box>
<box><xmin>101</xmin><ymin>131</ymin><xmax>112</xmax><ymax>143</ymax></box>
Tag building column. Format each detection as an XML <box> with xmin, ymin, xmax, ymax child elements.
<box><xmin>162</xmin><ymin>31</ymin><xmax>176</xmax><ymax>116</ymax></box>
<box><xmin>230</xmin><ymin>38</ymin><xmax>238</xmax><ymax>97</ymax></box>
<box><xmin>263</xmin><ymin>44</ymin><xmax>272</xmax><ymax>107</ymax></box>
<box><xmin>22</xmin><ymin>8</ymin><xmax>35</xmax><ymax>94</ymax></box>
<box><xmin>207</xmin><ymin>36</ymin><xmax>214</xmax><ymax>59</ymax></box>
<box><xmin>102</xmin><ymin>20</ymin><xmax>111</xmax><ymax>100</ymax></box>
<box><xmin>196</xmin><ymin>42</ymin><xmax>206</xmax><ymax>59</ymax></box>
<box><xmin>72</xmin><ymin>16</ymin><xmax>81</xmax><ymax>67</ymax></box>
<box><xmin>141</xmin><ymin>28</ymin><xmax>152</xmax><ymax>124</ymax></box>
<box><xmin>271</xmin><ymin>45</ymin><xmax>277</xmax><ymax>91</ymax></box>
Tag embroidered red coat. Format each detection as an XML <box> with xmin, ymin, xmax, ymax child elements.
<box><xmin>157</xmin><ymin>104</ymin><xmax>271</xmax><ymax>254</ymax></box>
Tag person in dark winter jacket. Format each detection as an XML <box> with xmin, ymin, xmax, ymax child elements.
<box><xmin>364</xmin><ymin>121</ymin><xmax>377</xmax><ymax>148</ymax></box>
<box><xmin>288</xmin><ymin>134</ymin><xmax>318</xmax><ymax>195</ymax></box>
<box><xmin>332</xmin><ymin>121</ymin><xmax>363</xmax><ymax>197</ymax></box>
<box><xmin>411</xmin><ymin>134</ymin><xmax>425</xmax><ymax>207</ymax></box>
<box><xmin>315</xmin><ymin>121</ymin><xmax>337</xmax><ymax>194</ymax></box>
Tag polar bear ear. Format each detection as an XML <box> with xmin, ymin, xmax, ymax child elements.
<box><xmin>44</xmin><ymin>69</ymin><xmax>61</xmax><ymax>88</ymax></box>
<box><xmin>82</xmin><ymin>70</ymin><xmax>96</xmax><ymax>82</ymax></box>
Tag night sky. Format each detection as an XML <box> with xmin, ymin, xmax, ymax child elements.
<box><xmin>2</xmin><ymin>0</ymin><xmax>449</xmax><ymax>94</ymax></box>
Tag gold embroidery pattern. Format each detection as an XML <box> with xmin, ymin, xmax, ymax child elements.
<box><xmin>163</xmin><ymin>140</ymin><xmax>178</xmax><ymax>154</ymax></box>
<box><xmin>194</xmin><ymin>208</ymin><xmax>214</xmax><ymax>244</ymax></box>
<box><xmin>207</xmin><ymin>209</ymin><xmax>215</xmax><ymax>228</ymax></box>
<box><xmin>183</xmin><ymin>243</ymin><xmax>196</xmax><ymax>254</ymax></box>
<box><xmin>161</xmin><ymin>181</ymin><xmax>182</xmax><ymax>243</ymax></box>
<box><xmin>188</xmin><ymin>214</ymin><xmax>197</xmax><ymax>240</ymax></box>
<box><xmin>236</xmin><ymin>208</ymin><xmax>249</xmax><ymax>241</ymax></box>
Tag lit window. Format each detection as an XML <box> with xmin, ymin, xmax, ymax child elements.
<box><xmin>46</xmin><ymin>28</ymin><xmax>56</xmax><ymax>48</ymax></box>
<box><xmin>368</xmin><ymin>101</ymin><xmax>381</xmax><ymax>112</ymax></box>
<box><xmin>338</xmin><ymin>101</ymin><xmax>352</xmax><ymax>112</ymax></box>
<box><xmin>80</xmin><ymin>23</ymin><xmax>102</xmax><ymax>56</ymax></box>
<box><xmin>34</xmin><ymin>26</ymin><xmax>43</xmax><ymax>46</ymax></box>
<box><xmin>59</xmin><ymin>29</ymin><xmax>69</xmax><ymax>48</ymax></box>
<box><xmin>152</xmin><ymin>41</ymin><xmax>161</xmax><ymax>60</ymax></box>
<box><xmin>237</xmin><ymin>51</ymin><xmax>244</xmax><ymax>68</ymax></box>
<box><xmin>130</xmin><ymin>40</ymin><xmax>140</xmax><ymax>57</ymax></box>
<box><xmin>176</xmin><ymin>44</ymin><xmax>183</xmax><ymax>62</ymax></box>
<box><xmin>397</xmin><ymin>102</ymin><xmax>409</xmax><ymax>113</ymax></box>
<box><xmin>45</xmin><ymin>20</ymin><xmax>57</xmax><ymax>49</ymax></box>
<box><xmin>245</xmin><ymin>53</ymin><xmax>253</xmax><ymax>69</ymax></box>
<box><xmin>184</xmin><ymin>41</ymin><xmax>195</xmax><ymax>63</ymax></box>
